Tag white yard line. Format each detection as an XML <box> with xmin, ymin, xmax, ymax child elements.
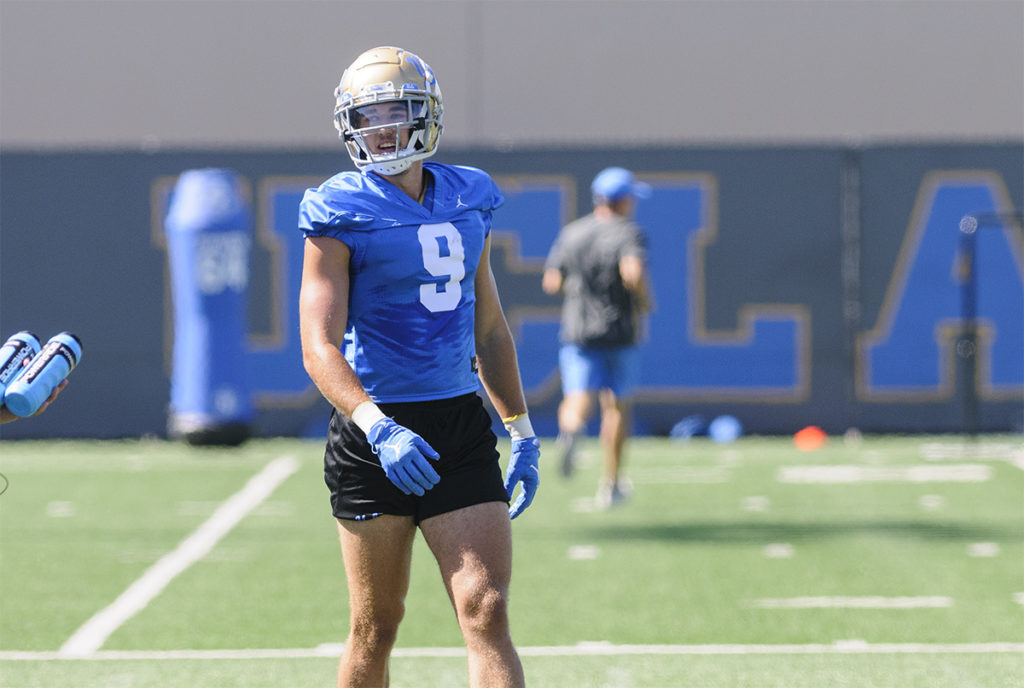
<box><xmin>920</xmin><ymin>442</ymin><xmax>1024</xmax><ymax>465</ymax></box>
<box><xmin>4</xmin><ymin>641</ymin><xmax>1023</xmax><ymax>662</ymax></box>
<box><xmin>747</xmin><ymin>596</ymin><xmax>954</xmax><ymax>609</ymax></box>
<box><xmin>777</xmin><ymin>464</ymin><xmax>991</xmax><ymax>483</ymax></box>
<box><xmin>57</xmin><ymin>456</ymin><xmax>301</xmax><ymax>658</ymax></box>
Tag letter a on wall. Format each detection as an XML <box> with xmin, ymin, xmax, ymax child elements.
<box><xmin>858</xmin><ymin>171</ymin><xmax>1024</xmax><ymax>401</ymax></box>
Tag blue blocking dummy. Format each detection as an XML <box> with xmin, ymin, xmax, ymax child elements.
<box><xmin>165</xmin><ymin>169</ymin><xmax>254</xmax><ymax>445</ymax></box>
<box><xmin>4</xmin><ymin>333</ymin><xmax>81</xmax><ymax>417</ymax></box>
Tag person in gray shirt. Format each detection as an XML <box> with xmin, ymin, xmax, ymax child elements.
<box><xmin>542</xmin><ymin>167</ymin><xmax>651</xmax><ymax>508</ymax></box>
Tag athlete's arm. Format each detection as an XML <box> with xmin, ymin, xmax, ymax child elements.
<box><xmin>620</xmin><ymin>253</ymin><xmax>651</xmax><ymax>313</ymax></box>
<box><xmin>299</xmin><ymin>235</ymin><xmax>441</xmax><ymax>495</ymax></box>
<box><xmin>299</xmin><ymin>236</ymin><xmax>371</xmax><ymax>416</ymax></box>
<box><xmin>541</xmin><ymin>267</ymin><xmax>563</xmax><ymax>295</ymax></box>
<box><xmin>542</xmin><ymin>235</ymin><xmax>564</xmax><ymax>295</ymax></box>
<box><xmin>475</xmin><ymin>234</ymin><xmax>540</xmax><ymax>518</ymax></box>
<box><xmin>474</xmin><ymin>235</ymin><xmax>529</xmax><ymax>421</ymax></box>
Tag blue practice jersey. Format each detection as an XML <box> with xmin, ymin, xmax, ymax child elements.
<box><xmin>299</xmin><ymin>162</ymin><xmax>504</xmax><ymax>403</ymax></box>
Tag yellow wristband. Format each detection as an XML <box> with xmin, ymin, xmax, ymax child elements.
<box><xmin>503</xmin><ymin>412</ymin><xmax>535</xmax><ymax>441</ymax></box>
<box><xmin>501</xmin><ymin>412</ymin><xmax>527</xmax><ymax>424</ymax></box>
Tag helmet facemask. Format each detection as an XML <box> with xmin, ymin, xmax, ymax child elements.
<box><xmin>333</xmin><ymin>47</ymin><xmax>444</xmax><ymax>176</ymax></box>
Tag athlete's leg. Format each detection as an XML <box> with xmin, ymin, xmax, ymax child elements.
<box><xmin>556</xmin><ymin>391</ymin><xmax>591</xmax><ymax>476</ymax></box>
<box><xmin>596</xmin><ymin>389</ymin><xmax>633</xmax><ymax>507</ymax></box>
<box><xmin>596</xmin><ymin>347</ymin><xmax>638</xmax><ymax>506</ymax></box>
<box><xmin>420</xmin><ymin>501</ymin><xmax>524</xmax><ymax>688</ymax></box>
<box><xmin>557</xmin><ymin>345</ymin><xmax>596</xmax><ymax>477</ymax></box>
<box><xmin>336</xmin><ymin>515</ymin><xmax>417</xmax><ymax>688</ymax></box>
<box><xmin>558</xmin><ymin>390</ymin><xmax>593</xmax><ymax>436</ymax></box>
<box><xmin>557</xmin><ymin>343</ymin><xmax>595</xmax><ymax>436</ymax></box>
<box><xmin>598</xmin><ymin>388</ymin><xmax>629</xmax><ymax>482</ymax></box>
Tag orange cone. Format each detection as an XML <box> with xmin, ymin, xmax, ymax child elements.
<box><xmin>794</xmin><ymin>425</ymin><xmax>827</xmax><ymax>451</ymax></box>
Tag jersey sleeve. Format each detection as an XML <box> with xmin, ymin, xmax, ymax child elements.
<box><xmin>621</xmin><ymin>222</ymin><xmax>648</xmax><ymax>259</ymax></box>
<box><xmin>299</xmin><ymin>185</ymin><xmax>360</xmax><ymax>242</ymax></box>
<box><xmin>298</xmin><ymin>188</ymin><xmax>340</xmax><ymax>238</ymax></box>
<box><xmin>477</xmin><ymin>177</ymin><xmax>502</xmax><ymax>236</ymax></box>
<box><xmin>298</xmin><ymin>173</ymin><xmax>386</xmax><ymax>256</ymax></box>
<box><xmin>545</xmin><ymin>233</ymin><xmax>565</xmax><ymax>272</ymax></box>
<box><xmin>485</xmin><ymin>173</ymin><xmax>504</xmax><ymax>223</ymax></box>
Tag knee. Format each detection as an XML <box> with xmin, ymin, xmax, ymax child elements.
<box><xmin>561</xmin><ymin>393</ymin><xmax>592</xmax><ymax>428</ymax></box>
<box><xmin>456</xmin><ymin>579</ymin><xmax>510</xmax><ymax>639</ymax></box>
<box><xmin>349</xmin><ymin>604</ymin><xmax>404</xmax><ymax>654</ymax></box>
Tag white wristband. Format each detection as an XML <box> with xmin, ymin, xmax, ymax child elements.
<box><xmin>503</xmin><ymin>412</ymin><xmax>535</xmax><ymax>441</ymax></box>
<box><xmin>351</xmin><ymin>401</ymin><xmax>387</xmax><ymax>436</ymax></box>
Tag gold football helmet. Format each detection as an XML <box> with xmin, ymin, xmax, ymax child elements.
<box><xmin>334</xmin><ymin>46</ymin><xmax>444</xmax><ymax>175</ymax></box>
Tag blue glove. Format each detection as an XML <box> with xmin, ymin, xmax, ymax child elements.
<box><xmin>366</xmin><ymin>418</ymin><xmax>441</xmax><ymax>496</ymax></box>
<box><xmin>504</xmin><ymin>437</ymin><xmax>540</xmax><ymax>519</ymax></box>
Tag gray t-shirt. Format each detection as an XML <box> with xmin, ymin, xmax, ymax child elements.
<box><xmin>545</xmin><ymin>212</ymin><xmax>646</xmax><ymax>347</ymax></box>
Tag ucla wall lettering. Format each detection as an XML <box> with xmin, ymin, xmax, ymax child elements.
<box><xmin>170</xmin><ymin>162</ymin><xmax>1022</xmax><ymax>434</ymax></box>
<box><xmin>0</xmin><ymin>145</ymin><xmax>1018</xmax><ymax>438</ymax></box>
<box><xmin>489</xmin><ymin>175</ymin><xmax>810</xmax><ymax>404</ymax></box>
<box><xmin>235</xmin><ymin>164</ymin><xmax>1019</xmax><ymax>428</ymax></box>
<box><xmin>858</xmin><ymin>172</ymin><xmax>1023</xmax><ymax>401</ymax></box>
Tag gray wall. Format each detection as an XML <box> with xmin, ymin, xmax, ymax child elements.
<box><xmin>2</xmin><ymin>0</ymin><xmax>1022</xmax><ymax>150</ymax></box>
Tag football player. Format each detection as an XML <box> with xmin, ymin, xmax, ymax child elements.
<box><xmin>298</xmin><ymin>46</ymin><xmax>538</xmax><ymax>688</ymax></box>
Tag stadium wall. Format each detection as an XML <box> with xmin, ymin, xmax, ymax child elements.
<box><xmin>1</xmin><ymin>143</ymin><xmax>1021</xmax><ymax>439</ymax></box>
<box><xmin>3</xmin><ymin>1</ymin><xmax>1021</xmax><ymax>150</ymax></box>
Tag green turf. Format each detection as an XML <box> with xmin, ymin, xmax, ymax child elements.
<box><xmin>1</xmin><ymin>435</ymin><xmax>1022</xmax><ymax>687</ymax></box>
<box><xmin>2</xmin><ymin>653</ymin><xmax>1023</xmax><ymax>688</ymax></box>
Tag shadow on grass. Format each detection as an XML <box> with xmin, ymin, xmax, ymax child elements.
<box><xmin>573</xmin><ymin>520</ymin><xmax>1021</xmax><ymax>544</ymax></box>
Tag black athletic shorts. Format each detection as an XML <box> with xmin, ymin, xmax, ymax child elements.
<box><xmin>324</xmin><ymin>392</ymin><xmax>509</xmax><ymax>524</ymax></box>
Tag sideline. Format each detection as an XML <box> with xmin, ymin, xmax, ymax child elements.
<box><xmin>4</xmin><ymin>641</ymin><xmax>1023</xmax><ymax>662</ymax></box>
<box><xmin>57</xmin><ymin>456</ymin><xmax>301</xmax><ymax>658</ymax></box>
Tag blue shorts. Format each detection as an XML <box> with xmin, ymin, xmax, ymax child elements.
<box><xmin>559</xmin><ymin>344</ymin><xmax>639</xmax><ymax>397</ymax></box>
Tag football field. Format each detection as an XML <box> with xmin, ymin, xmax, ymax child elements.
<box><xmin>1</xmin><ymin>435</ymin><xmax>1021</xmax><ymax>687</ymax></box>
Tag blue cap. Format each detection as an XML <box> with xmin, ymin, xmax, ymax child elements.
<box><xmin>591</xmin><ymin>167</ymin><xmax>651</xmax><ymax>202</ymax></box>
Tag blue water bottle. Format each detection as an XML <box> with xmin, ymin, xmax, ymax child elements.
<box><xmin>0</xmin><ymin>331</ymin><xmax>42</xmax><ymax>399</ymax></box>
<box><xmin>3</xmin><ymin>332</ymin><xmax>82</xmax><ymax>417</ymax></box>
